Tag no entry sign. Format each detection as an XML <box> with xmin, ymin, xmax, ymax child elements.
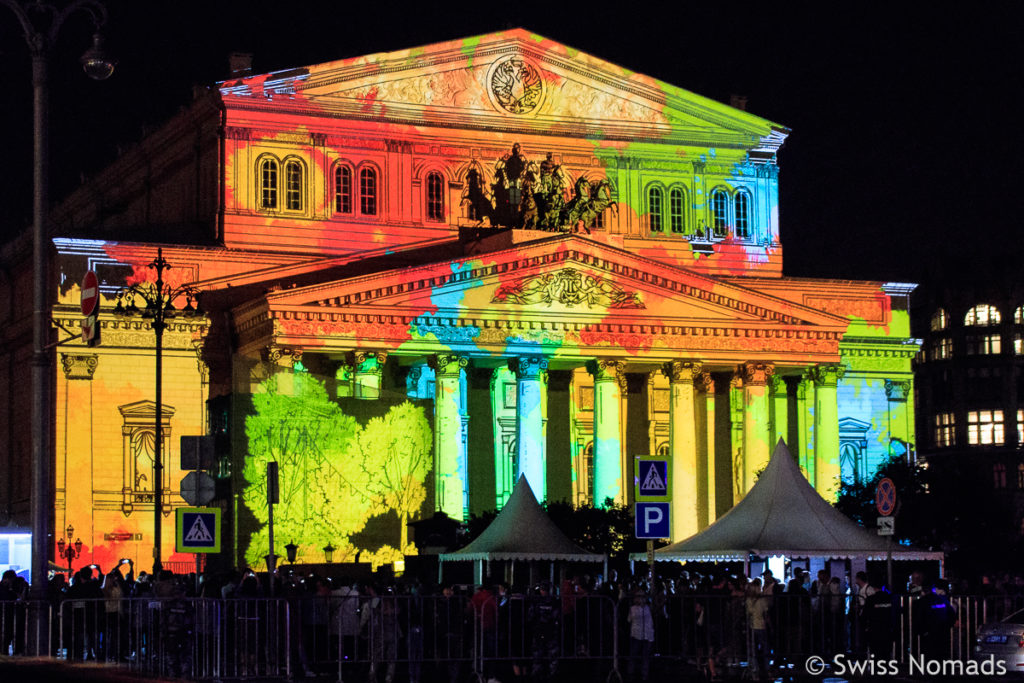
<box><xmin>81</xmin><ymin>271</ymin><xmax>99</xmax><ymax>316</ymax></box>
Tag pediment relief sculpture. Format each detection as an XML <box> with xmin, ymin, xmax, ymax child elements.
<box><xmin>492</xmin><ymin>267</ymin><xmax>644</xmax><ymax>309</ymax></box>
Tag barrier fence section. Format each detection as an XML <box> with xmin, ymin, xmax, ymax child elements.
<box><xmin>2</xmin><ymin>592</ymin><xmax>1024</xmax><ymax>679</ymax></box>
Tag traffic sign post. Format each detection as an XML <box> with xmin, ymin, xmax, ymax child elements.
<box><xmin>175</xmin><ymin>507</ymin><xmax>221</xmax><ymax>553</ymax></box>
<box><xmin>635</xmin><ymin>457</ymin><xmax>670</xmax><ymax>502</ymax></box>
<box><xmin>80</xmin><ymin>271</ymin><xmax>101</xmax><ymax>348</ymax></box>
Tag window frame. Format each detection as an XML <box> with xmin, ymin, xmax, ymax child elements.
<box><xmin>334</xmin><ymin>163</ymin><xmax>353</xmax><ymax>215</ymax></box>
<box><xmin>359</xmin><ymin>164</ymin><xmax>379</xmax><ymax>217</ymax></box>
<box><xmin>283</xmin><ymin>157</ymin><xmax>305</xmax><ymax>212</ymax></box>
<box><xmin>965</xmin><ymin>304</ymin><xmax>1002</xmax><ymax>327</ymax></box>
<box><xmin>710</xmin><ymin>188</ymin><xmax>729</xmax><ymax>237</ymax></box>
<box><xmin>669</xmin><ymin>186</ymin><xmax>686</xmax><ymax>234</ymax></box>
<box><xmin>257</xmin><ymin>156</ymin><xmax>280</xmax><ymax>211</ymax></box>
<box><xmin>967</xmin><ymin>409</ymin><xmax>1005</xmax><ymax>446</ymax></box>
<box><xmin>425</xmin><ymin>170</ymin><xmax>445</xmax><ymax>222</ymax></box>
<box><xmin>648</xmin><ymin>185</ymin><xmax>664</xmax><ymax>233</ymax></box>
<box><xmin>734</xmin><ymin>190</ymin><xmax>751</xmax><ymax>239</ymax></box>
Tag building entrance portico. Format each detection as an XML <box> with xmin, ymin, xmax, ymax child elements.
<box><xmin>231</xmin><ymin>231</ymin><xmax>852</xmax><ymax>541</ymax></box>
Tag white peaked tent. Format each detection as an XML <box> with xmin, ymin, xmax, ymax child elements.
<box><xmin>643</xmin><ymin>440</ymin><xmax>944</xmax><ymax>563</ymax></box>
<box><xmin>440</xmin><ymin>475</ymin><xmax>606</xmax><ymax>584</ymax></box>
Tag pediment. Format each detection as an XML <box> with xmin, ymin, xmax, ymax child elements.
<box><xmin>262</xmin><ymin>235</ymin><xmax>843</xmax><ymax>330</ymax></box>
<box><xmin>220</xmin><ymin>28</ymin><xmax>785</xmax><ymax>148</ymax></box>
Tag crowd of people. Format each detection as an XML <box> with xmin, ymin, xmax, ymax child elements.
<box><xmin>1</xmin><ymin>562</ymin><xmax>1023</xmax><ymax>681</ymax></box>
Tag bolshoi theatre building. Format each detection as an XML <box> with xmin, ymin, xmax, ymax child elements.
<box><xmin>0</xmin><ymin>29</ymin><xmax>917</xmax><ymax>570</ymax></box>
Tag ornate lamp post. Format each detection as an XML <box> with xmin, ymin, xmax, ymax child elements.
<box><xmin>323</xmin><ymin>543</ymin><xmax>335</xmax><ymax>564</ymax></box>
<box><xmin>114</xmin><ymin>248</ymin><xmax>201</xmax><ymax>574</ymax></box>
<box><xmin>0</xmin><ymin>0</ymin><xmax>114</xmax><ymax>600</ymax></box>
<box><xmin>285</xmin><ymin>541</ymin><xmax>298</xmax><ymax>565</ymax></box>
<box><xmin>55</xmin><ymin>524</ymin><xmax>82</xmax><ymax>574</ymax></box>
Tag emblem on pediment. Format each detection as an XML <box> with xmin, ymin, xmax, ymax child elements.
<box><xmin>489</xmin><ymin>56</ymin><xmax>543</xmax><ymax>114</ymax></box>
<box><xmin>492</xmin><ymin>267</ymin><xmax>644</xmax><ymax>309</ymax></box>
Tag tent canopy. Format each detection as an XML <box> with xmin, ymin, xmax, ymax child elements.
<box><xmin>643</xmin><ymin>440</ymin><xmax>943</xmax><ymax>563</ymax></box>
<box><xmin>440</xmin><ymin>476</ymin><xmax>605</xmax><ymax>563</ymax></box>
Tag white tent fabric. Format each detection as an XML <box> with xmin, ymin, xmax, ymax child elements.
<box><xmin>642</xmin><ymin>440</ymin><xmax>944</xmax><ymax>563</ymax></box>
<box><xmin>440</xmin><ymin>476</ymin><xmax>605</xmax><ymax>563</ymax></box>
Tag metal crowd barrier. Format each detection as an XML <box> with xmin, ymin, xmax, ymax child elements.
<box><xmin>2</xmin><ymin>591</ymin><xmax>1023</xmax><ymax>680</ymax></box>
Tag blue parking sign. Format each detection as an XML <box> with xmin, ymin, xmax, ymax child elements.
<box><xmin>635</xmin><ymin>502</ymin><xmax>671</xmax><ymax>539</ymax></box>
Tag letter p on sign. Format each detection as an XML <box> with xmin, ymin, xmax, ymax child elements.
<box><xmin>635</xmin><ymin>502</ymin><xmax>670</xmax><ymax>539</ymax></box>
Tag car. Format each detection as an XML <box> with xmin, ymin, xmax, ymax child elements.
<box><xmin>975</xmin><ymin>607</ymin><xmax>1024</xmax><ymax>673</ymax></box>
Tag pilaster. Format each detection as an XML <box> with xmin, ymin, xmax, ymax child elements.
<box><xmin>429</xmin><ymin>353</ymin><xmax>468</xmax><ymax>519</ymax></box>
<box><xmin>588</xmin><ymin>358</ymin><xmax>626</xmax><ymax>507</ymax></box>
<box><xmin>509</xmin><ymin>356</ymin><xmax>549</xmax><ymax>502</ymax></box>
<box><xmin>662</xmin><ymin>360</ymin><xmax>702</xmax><ymax>540</ymax></box>
<box><xmin>695</xmin><ymin>372</ymin><xmax>715</xmax><ymax>527</ymax></box>
<box><xmin>768</xmin><ymin>374</ymin><xmax>788</xmax><ymax>449</ymax></box>
<box><xmin>810</xmin><ymin>363</ymin><xmax>846</xmax><ymax>501</ymax></box>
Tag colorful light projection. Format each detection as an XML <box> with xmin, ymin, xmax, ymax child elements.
<box><xmin>242</xmin><ymin>372</ymin><xmax>432</xmax><ymax>568</ymax></box>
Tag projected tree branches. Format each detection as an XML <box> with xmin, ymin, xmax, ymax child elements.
<box><xmin>243</xmin><ymin>373</ymin><xmax>432</xmax><ymax>567</ymax></box>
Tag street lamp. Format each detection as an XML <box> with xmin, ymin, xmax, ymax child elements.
<box><xmin>285</xmin><ymin>541</ymin><xmax>298</xmax><ymax>565</ymax></box>
<box><xmin>323</xmin><ymin>543</ymin><xmax>335</xmax><ymax>564</ymax></box>
<box><xmin>55</xmin><ymin>524</ymin><xmax>82</xmax><ymax>574</ymax></box>
<box><xmin>0</xmin><ymin>0</ymin><xmax>114</xmax><ymax>600</ymax></box>
<box><xmin>114</xmin><ymin>248</ymin><xmax>201</xmax><ymax>574</ymax></box>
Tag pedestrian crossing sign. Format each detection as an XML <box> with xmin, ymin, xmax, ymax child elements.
<box><xmin>635</xmin><ymin>456</ymin><xmax>671</xmax><ymax>502</ymax></box>
<box><xmin>175</xmin><ymin>507</ymin><xmax>221</xmax><ymax>553</ymax></box>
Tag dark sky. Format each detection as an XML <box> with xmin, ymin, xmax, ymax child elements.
<box><xmin>3</xmin><ymin>2</ymin><xmax>1022</xmax><ymax>285</ymax></box>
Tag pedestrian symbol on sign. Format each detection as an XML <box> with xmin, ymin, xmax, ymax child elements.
<box><xmin>641</xmin><ymin>463</ymin><xmax>666</xmax><ymax>493</ymax></box>
<box><xmin>184</xmin><ymin>515</ymin><xmax>213</xmax><ymax>543</ymax></box>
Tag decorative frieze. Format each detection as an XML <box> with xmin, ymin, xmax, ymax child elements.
<box><xmin>493</xmin><ymin>268</ymin><xmax>644</xmax><ymax>309</ymax></box>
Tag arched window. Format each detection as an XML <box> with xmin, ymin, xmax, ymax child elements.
<box><xmin>734</xmin><ymin>191</ymin><xmax>751</xmax><ymax>238</ymax></box>
<box><xmin>930</xmin><ymin>308</ymin><xmax>948</xmax><ymax>331</ymax></box>
<box><xmin>965</xmin><ymin>304</ymin><xmax>1001</xmax><ymax>326</ymax></box>
<box><xmin>359</xmin><ymin>167</ymin><xmax>377</xmax><ymax>216</ymax></box>
<box><xmin>711</xmin><ymin>189</ymin><xmax>729</xmax><ymax>236</ymax></box>
<box><xmin>648</xmin><ymin>187</ymin><xmax>663</xmax><ymax>232</ymax></box>
<box><xmin>259</xmin><ymin>157</ymin><xmax>279</xmax><ymax>210</ymax></box>
<box><xmin>284</xmin><ymin>159</ymin><xmax>303</xmax><ymax>211</ymax></box>
<box><xmin>669</xmin><ymin>187</ymin><xmax>685</xmax><ymax>233</ymax></box>
<box><xmin>426</xmin><ymin>171</ymin><xmax>444</xmax><ymax>221</ymax></box>
<box><xmin>334</xmin><ymin>165</ymin><xmax>352</xmax><ymax>214</ymax></box>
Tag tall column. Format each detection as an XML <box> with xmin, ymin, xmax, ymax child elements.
<box><xmin>768</xmin><ymin>374</ymin><xmax>788</xmax><ymax>449</ymax></box>
<box><xmin>662</xmin><ymin>360</ymin><xmax>702</xmax><ymax>540</ymax></box>
<box><xmin>696</xmin><ymin>372</ymin><xmax>715</xmax><ymax>527</ymax></box>
<box><xmin>510</xmin><ymin>356</ymin><xmax>548</xmax><ymax>501</ymax></box>
<box><xmin>351</xmin><ymin>350</ymin><xmax>387</xmax><ymax>399</ymax></box>
<box><xmin>588</xmin><ymin>359</ymin><xmax>626</xmax><ymax>507</ymax></box>
<box><xmin>797</xmin><ymin>371</ymin><xmax>814</xmax><ymax>484</ymax></box>
<box><xmin>740</xmin><ymin>361</ymin><xmax>775</xmax><ymax>496</ymax></box>
<box><xmin>811</xmin><ymin>364</ymin><xmax>845</xmax><ymax>501</ymax></box>
<box><xmin>429</xmin><ymin>354</ymin><xmax>468</xmax><ymax>519</ymax></box>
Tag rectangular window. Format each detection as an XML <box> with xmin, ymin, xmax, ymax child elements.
<box><xmin>669</xmin><ymin>189</ymin><xmax>684</xmax><ymax>233</ymax></box>
<box><xmin>966</xmin><ymin>334</ymin><xmax>1001</xmax><ymax>355</ymax></box>
<box><xmin>360</xmin><ymin>168</ymin><xmax>377</xmax><ymax>215</ymax></box>
<box><xmin>285</xmin><ymin>163</ymin><xmax>302</xmax><ymax>211</ymax></box>
<box><xmin>1018</xmin><ymin>409</ymin><xmax>1023</xmax><ymax>445</ymax></box>
<box><xmin>929</xmin><ymin>337</ymin><xmax>952</xmax><ymax>360</ymax></box>
<box><xmin>1015</xmin><ymin>334</ymin><xmax>1023</xmax><ymax>355</ymax></box>
<box><xmin>934</xmin><ymin>412</ymin><xmax>956</xmax><ymax>447</ymax></box>
<box><xmin>968</xmin><ymin>410</ymin><xmax>1004</xmax><ymax>445</ymax></box>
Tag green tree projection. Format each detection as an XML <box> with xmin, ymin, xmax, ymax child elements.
<box><xmin>243</xmin><ymin>373</ymin><xmax>434</xmax><ymax>568</ymax></box>
<box><xmin>354</xmin><ymin>401</ymin><xmax>433</xmax><ymax>554</ymax></box>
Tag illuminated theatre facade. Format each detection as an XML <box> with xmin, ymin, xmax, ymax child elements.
<box><xmin>27</xmin><ymin>30</ymin><xmax>917</xmax><ymax>569</ymax></box>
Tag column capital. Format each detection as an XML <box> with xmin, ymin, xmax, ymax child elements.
<box><xmin>884</xmin><ymin>378</ymin><xmax>911</xmax><ymax>402</ymax></box>
<box><xmin>661</xmin><ymin>360</ymin><xmax>703</xmax><ymax>384</ymax></box>
<box><xmin>768</xmin><ymin>373</ymin><xmax>786</xmax><ymax>395</ymax></box>
<box><xmin>261</xmin><ymin>344</ymin><xmax>302</xmax><ymax>368</ymax></box>
<box><xmin>809</xmin><ymin>363</ymin><xmax>846</xmax><ymax>387</ymax></box>
<box><xmin>429</xmin><ymin>353</ymin><xmax>467</xmax><ymax>377</ymax></box>
<box><xmin>60</xmin><ymin>353</ymin><xmax>98</xmax><ymax>380</ymax></box>
<box><xmin>695</xmin><ymin>371</ymin><xmax>715</xmax><ymax>394</ymax></box>
<box><xmin>738</xmin><ymin>361</ymin><xmax>775</xmax><ymax>386</ymax></box>
<box><xmin>587</xmin><ymin>358</ymin><xmax>627</xmax><ymax>391</ymax></box>
<box><xmin>508</xmin><ymin>355</ymin><xmax>548</xmax><ymax>379</ymax></box>
<box><xmin>350</xmin><ymin>349</ymin><xmax>388</xmax><ymax>373</ymax></box>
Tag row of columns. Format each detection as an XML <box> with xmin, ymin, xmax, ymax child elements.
<box><xmin>312</xmin><ymin>348</ymin><xmax>846</xmax><ymax>541</ymax></box>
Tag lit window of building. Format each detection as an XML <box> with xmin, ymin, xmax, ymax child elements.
<box><xmin>669</xmin><ymin>187</ymin><xmax>685</xmax><ymax>233</ymax></box>
<box><xmin>930</xmin><ymin>308</ymin><xmax>947</xmax><ymax>331</ymax></box>
<box><xmin>426</xmin><ymin>171</ymin><xmax>445</xmax><ymax>221</ymax></box>
<box><xmin>966</xmin><ymin>334</ymin><xmax>1002</xmax><ymax>355</ymax></box>
<box><xmin>934</xmin><ymin>412</ymin><xmax>955</xmax><ymax>447</ymax></box>
<box><xmin>648</xmin><ymin>186</ymin><xmax>663</xmax><ymax>232</ymax></box>
<box><xmin>929</xmin><ymin>337</ymin><xmax>952</xmax><ymax>360</ymax></box>
<box><xmin>1015</xmin><ymin>306</ymin><xmax>1024</xmax><ymax>324</ymax></box>
<box><xmin>968</xmin><ymin>410</ymin><xmax>1004</xmax><ymax>446</ymax></box>
<box><xmin>965</xmin><ymin>304</ymin><xmax>1001</xmax><ymax>326</ymax></box>
<box><xmin>1018</xmin><ymin>409</ymin><xmax>1023</xmax><ymax>445</ymax></box>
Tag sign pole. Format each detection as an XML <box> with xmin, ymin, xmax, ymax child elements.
<box><xmin>195</xmin><ymin>553</ymin><xmax>201</xmax><ymax>596</ymax></box>
<box><xmin>267</xmin><ymin>462</ymin><xmax>278</xmax><ymax>597</ymax></box>
<box><xmin>646</xmin><ymin>540</ymin><xmax>655</xmax><ymax>586</ymax></box>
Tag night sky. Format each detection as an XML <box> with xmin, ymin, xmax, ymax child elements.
<box><xmin>2</xmin><ymin>2</ymin><xmax>1022</xmax><ymax>286</ymax></box>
